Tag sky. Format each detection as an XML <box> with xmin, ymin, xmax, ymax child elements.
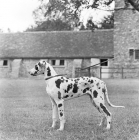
<box><xmin>0</xmin><ymin>0</ymin><xmax>40</xmax><ymax>32</ymax></box>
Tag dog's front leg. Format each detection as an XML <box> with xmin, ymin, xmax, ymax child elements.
<box><xmin>56</xmin><ymin>100</ymin><xmax>65</xmax><ymax>131</ymax></box>
<box><xmin>50</xmin><ymin>97</ymin><xmax>59</xmax><ymax>129</ymax></box>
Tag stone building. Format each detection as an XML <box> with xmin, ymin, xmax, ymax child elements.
<box><xmin>1</xmin><ymin>0</ymin><xmax>138</xmax><ymax>79</ymax></box>
<box><xmin>113</xmin><ymin>0</ymin><xmax>139</xmax><ymax>78</ymax></box>
<box><xmin>0</xmin><ymin>30</ymin><xmax>113</xmax><ymax>78</ymax></box>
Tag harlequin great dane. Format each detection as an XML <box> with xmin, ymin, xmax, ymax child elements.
<box><xmin>29</xmin><ymin>60</ymin><xmax>125</xmax><ymax>131</ymax></box>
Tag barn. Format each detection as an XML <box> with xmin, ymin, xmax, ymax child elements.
<box><xmin>0</xmin><ymin>30</ymin><xmax>113</xmax><ymax>78</ymax></box>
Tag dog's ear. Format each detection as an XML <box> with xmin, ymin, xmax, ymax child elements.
<box><xmin>42</xmin><ymin>60</ymin><xmax>46</xmax><ymax>66</ymax></box>
<box><xmin>38</xmin><ymin>60</ymin><xmax>46</xmax><ymax>67</ymax></box>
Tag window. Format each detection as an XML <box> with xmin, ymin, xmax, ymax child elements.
<box><xmin>129</xmin><ymin>49</ymin><xmax>139</xmax><ymax>60</ymax></box>
<box><xmin>3</xmin><ymin>60</ymin><xmax>8</xmax><ymax>66</ymax></box>
<box><xmin>51</xmin><ymin>60</ymin><xmax>56</xmax><ymax>65</ymax></box>
<box><xmin>135</xmin><ymin>50</ymin><xmax>139</xmax><ymax>59</ymax></box>
<box><xmin>60</xmin><ymin>60</ymin><xmax>64</xmax><ymax>65</ymax></box>
<box><xmin>100</xmin><ymin>59</ymin><xmax>108</xmax><ymax>66</ymax></box>
<box><xmin>51</xmin><ymin>59</ymin><xmax>65</xmax><ymax>66</ymax></box>
<box><xmin>129</xmin><ymin>49</ymin><xmax>134</xmax><ymax>57</ymax></box>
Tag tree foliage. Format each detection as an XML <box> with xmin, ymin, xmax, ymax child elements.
<box><xmin>27</xmin><ymin>0</ymin><xmax>114</xmax><ymax>31</ymax></box>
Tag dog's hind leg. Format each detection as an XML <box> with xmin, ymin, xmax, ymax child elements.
<box><xmin>88</xmin><ymin>93</ymin><xmax>104</xmax><ymax>126</ymax></box>
<box><xmin>98</xmin><ymin>116</ymin><xmax>105</xmax><ymax>127</ymax></box>
<box><xmin>93</xmin><ymin>98</ymin><xmax>112</xmax><ymax>129</ymax></box>
<box><xmin>99</xmin><ymin>103</ymin><xmax>112</xmax><ymax>130</ymax></box>
<box><xmin>89</xmin><ymin>92</ymin><xmax>112</xmax><ymax>129</ymax></box>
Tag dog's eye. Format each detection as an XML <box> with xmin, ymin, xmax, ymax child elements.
<box><xmin>35</xmin><ymin>65</ymin><xmax>38</xmax><ymax>70</ymax></box>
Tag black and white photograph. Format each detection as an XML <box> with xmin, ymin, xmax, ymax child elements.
<box><xmin>0</xmin><ymin>0</ymin><xmax>139</xmax><ymax>139</ymax></box>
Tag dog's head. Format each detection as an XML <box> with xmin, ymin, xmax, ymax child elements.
<box><xmin>29</xmin><ymin>60</ymin><xmax>46</xmax><ymax>76</ymax></box>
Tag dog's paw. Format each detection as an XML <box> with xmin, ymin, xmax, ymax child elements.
<box><xmin>57</xmin><ymin>128</ymin><xmax>64</xmax><ymax>131</ymax></box>
<box><xmin>105</xmin><ymin>126</ymin><xmax>110</xmax><ymax>130</ymax></box>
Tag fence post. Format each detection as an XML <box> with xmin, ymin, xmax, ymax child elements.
<box><xmin>88</xmin><ymin>67</ymin><xmax>91</xmax><ymax>77</ymax></box>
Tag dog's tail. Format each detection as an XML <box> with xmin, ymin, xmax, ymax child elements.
<box><xmin>104</xmin><ymin>84</ymin><xmax>125</xmax><ymax>108</ymax></box>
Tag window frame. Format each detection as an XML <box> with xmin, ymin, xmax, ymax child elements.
<box><xmin>100</xmin><ymin>59</ymin><xmax>108</xmax><ymax>67</ymax></box>
<box><xmin>128</xmin><ymin>48</ymin><xmax>139</xmax><ymax>60</ymax></box>
<box><xmin>50</xmin><ymin>59</ymin><xmax>65</xmax><ymax>66</ymax></box>
<box><xmin>1</xmin><ymin>60</ymin><xmax>8</xmax><ymax>67</ymax></box>
<box><xmin>51</xmin><ymin>60</ymin><xmax>56</xmax><ymax>66</ymax></box>
<box><xmin>59</xmin><ymin>60</ymin><xmax>65</xmax><ymax>66</ymax></box>
<box><xmin>129</xmin><ymin>48</ymin><xmax>134</xmax><ymax>57</ymax></box>
<box><xmin>135</xmin><ymin>49</ymin><xmax>139</xmax><ymax>60</ymax></box>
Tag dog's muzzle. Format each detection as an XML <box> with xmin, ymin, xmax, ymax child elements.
<box><xmin>28</xmin><ymin>70</ymin><xmax>37</xmax><ymax>76</ymax></box>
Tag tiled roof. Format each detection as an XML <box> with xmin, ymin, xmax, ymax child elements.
<box><xmin>0</xmin><ymin>30</ymin><xmax>113</xmax><ymax>59</ymax></box>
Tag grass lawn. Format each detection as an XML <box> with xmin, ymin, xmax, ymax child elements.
<box><xmin>0</xmin><ymin>79</ymin><xmax>139</xmax><ymax>140</ymax></box>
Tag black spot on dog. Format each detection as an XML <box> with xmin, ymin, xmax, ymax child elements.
<box><xmin>74</xmin><ymin>79</ymin><xmax>79</xmax><ymax>83</ymax></box>
<box><xmin>96</xmin><ymin>83</ymin><xmax>99</xmax><ymax>88</ymax></box>
<box><xmin>65</xmin><ymin>83</ymin><xmax>73</xmax><ymax>93</ymax></box>
<box><xmin>93</xmin><ymin>90</ymin><xmax>98</xmax><ymax>98</ymax></box>
<box><xmin>100</xmin><ymin>103</ymin><xmax>110</xmax><ymax>116</ymax></box>
<box><xmin>84</xmin><ymin>83</ymin><xmax>87</xmax><ymax>86</ymax></box>
<box><xmin>71</xmin><ymin>95</ymin><xmax>73</xmax><ymax>97</ymax></box>
<box><xmin>102</xmin><ymin>88</ymin><xmax>106</xmax><ymax>94</ymax></box>
<box><xmin>61</xmin><ymin>77</ymin><xmax>64</xmax><ymax>80</ymax></box>
<box><xmin>63</xmin><ymin>95</ymin><xmax>69</xmax><ymax>98</ymax></box>
<box><xmin>60</xmin><ymin>112</ymin><xmax>63</xmax><ymax>117</ymax></box>
<box><xmin>83</xmin><ymin>87</ymin><xmax>90</xmax><ymax>93</ymax></box>
<box><xmin>60</xmin><ymin>77</ymin><xmax>65</xmax><ymax>83</ymax></box>
<box><xmin>58</xmin><ymin>91</ymin><xmax>61</xmax><ymax>99</ymax></box>
<box><xmin>90</xmin><ymin>80</ymin><xmax>94</xmax><ymax>83</ymax></box>
<box><xmin>55</xmin><ymin>79</ymin><xmax>62</xmax><ymax>88</ymax></box>
<box><xmin>58</xmin><ymin>103</ymin><xmax>62</xmax><ymax>108</ymax></box>
<box><xmin>35</xmin><ymin>65</ymin><xmax>38</xmax><ymax>71</ymax></box>
<box><xmin>47</xmin><ymin>67</ymin><xmax>51</xmax><ymax>76</ymax></box>
<box><xmin>73</xmin><ymin>84</ymin><xmax>78</xmax><ymax>93</ymax></box>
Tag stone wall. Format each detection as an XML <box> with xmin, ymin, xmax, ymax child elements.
<box><xmin>0</xmin><ymin>59</ymin><xmax>12</xmax><ymax>78</ymax></box>
<box><xmin>0</xmin><ymin>58</ymin><xmax>114</xmax><ymax>79</ymax></box>
<box><xmin>114</xmin><ymin>1</ymin><xmax>139</xmax><ymax>78</ymax></box>
<box><xmin>114</xmin><ymin>9</ymin><xmax>139</xmax><ymax>65</ymax></box>
<box><xmin>0</xmin><ymin>58</ymin><xmax>85</xmax><ymax>78</ymax></box>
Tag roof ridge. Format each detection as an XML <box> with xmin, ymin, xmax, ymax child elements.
<box><xmin>0</xmin><ymin>29</ymin><xmax>113</xmax><ymax>35</ymax></box>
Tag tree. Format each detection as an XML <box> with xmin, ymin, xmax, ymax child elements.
<box><xmin>29</xmin><ymin>0</ymin><xmax>114</xmax><ymax>31</ymax></box>
<box><xmin>26</xmin><ymin>19</ymin><xmax>71</xmax><ymax>31</ymax></box>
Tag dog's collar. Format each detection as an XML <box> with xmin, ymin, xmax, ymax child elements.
<box><xmin>45</xmin><ymin>74</ymin><xmax>67</xmax><ymax>81</ymax></box>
